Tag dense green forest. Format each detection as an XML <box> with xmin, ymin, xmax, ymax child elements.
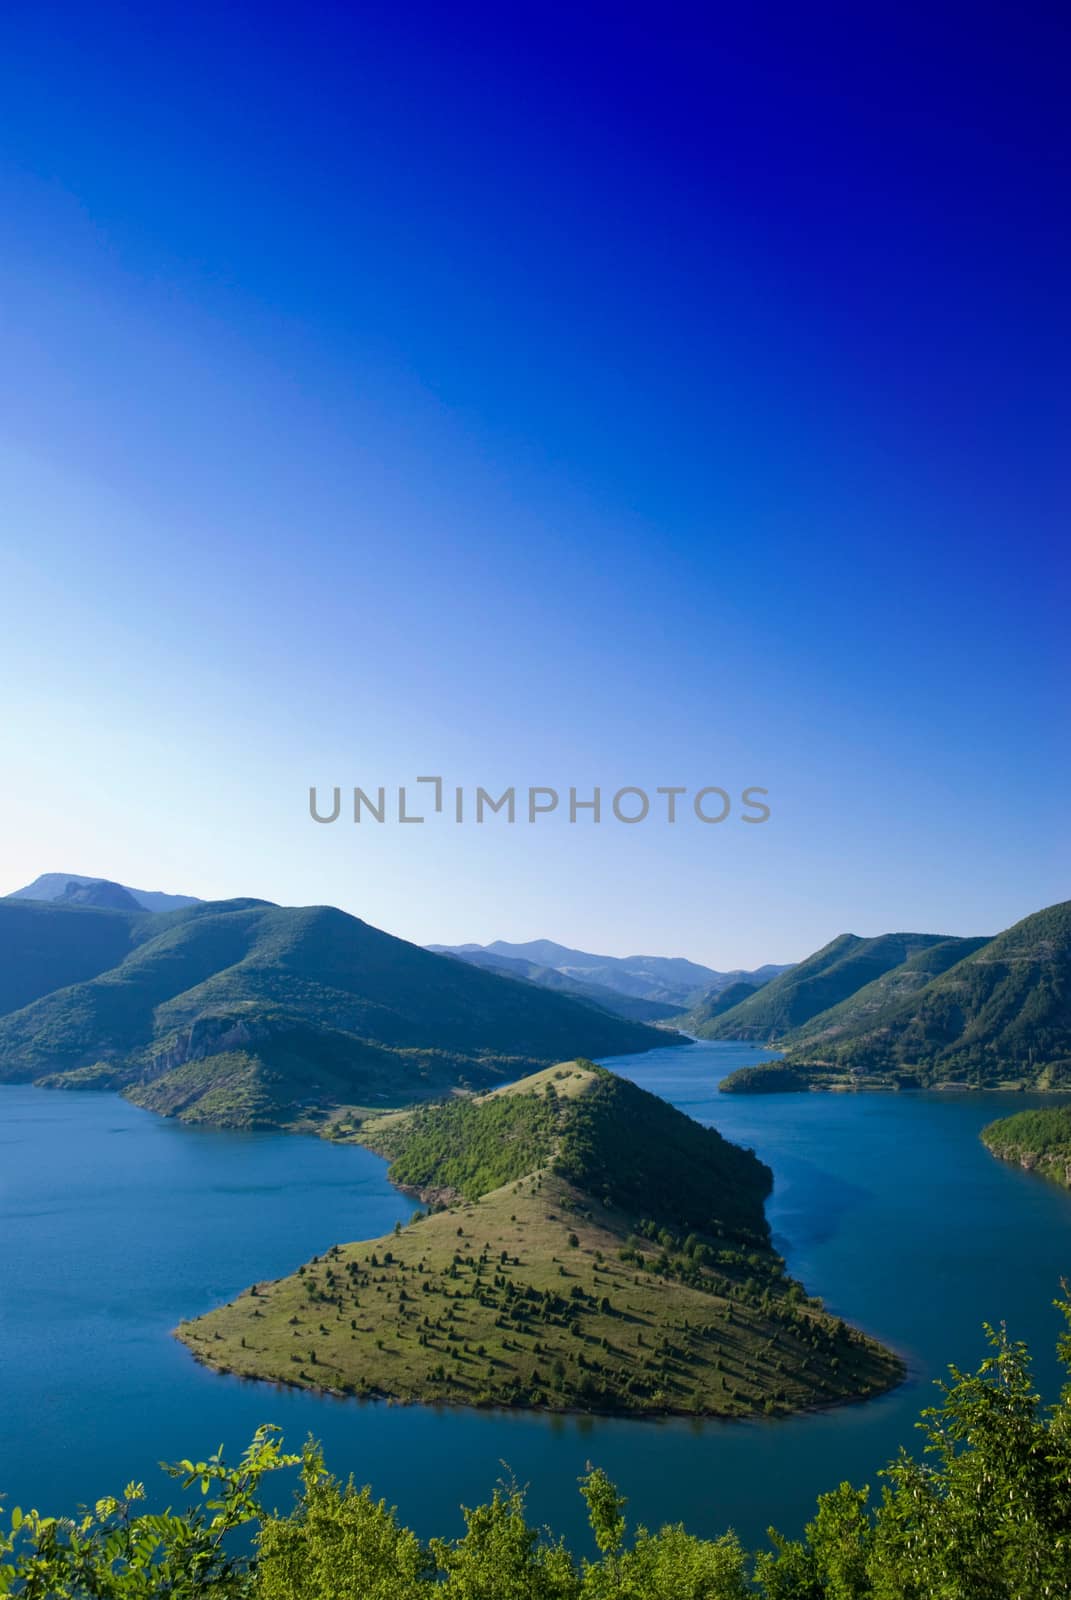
<box><xmin>551</xmin><ymin>1067</ymin><xmax>772</xmax><ymax>1244</ymax></box>
<box><xmin>718</xmin><ymin>1064</ymin><xmax>813</xmax><ymax>1095</ymax></box>
<box><xmin>0</xmin><ymin>899</ymin><xmax>146</xmax><ymax>1016</ymax></box>
<box><xmin>366</xmin><ymin>1062</ymin><xmax>774</xmax><ymax>1242</ymax></box>
<box><xmin>683</xmin><ymin>979</ymin><xmax>764</xmax><ymax>1031</ymax></box>
<box><xmin>370</xmin><ymin>1083</ymin><xmax>562</xmax><ymax>1199</ymax></box>
<box><xmin>783</xmin><ymin>901</ymin><xmax>1071</xmax><ymax>1088</ymax></box>
<box><xmin>779</xmin><ymin>937</ymin><xmax>990</xmax><ymax>1048</ymax></box>
<box><xmin>4</xmin><ymin>1304</ymin><xmax>1069</xmax><ymax>1596</ymax></box>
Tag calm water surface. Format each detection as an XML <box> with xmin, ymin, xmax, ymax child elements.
<box><xmin>3</xmin><ymin>1040</ymin><xmax>1070</xmax><ymax>1551</ymax></box>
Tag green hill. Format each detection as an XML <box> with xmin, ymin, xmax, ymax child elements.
<box><xmin>180</xmin><ymin>1061</ymin><xmax>902</xmax><ymax>1416</ymax></box>
<box><xmin>0</xmin><ymin>899</ymin><xmax>675</xmax><ymax>1126</ymax></box>
<box><xmin>695</xmin><ymin>931</ymin><xmax>950</xmax><ymax>1041</ymax></box>
<box><xmin>981</xmin><ymin>1106</ymin><xmax>1071</xmax><ymax>1190</ymax></box>
<box><xmin>781</xmin><ymin>935</ymin><xmax>990</xmax><ymax>1048</ymax></box>
<box><xmin>786</xmin><ymin>900</ymin><xmax>1071</xmax><ymax>1087</ymax></box>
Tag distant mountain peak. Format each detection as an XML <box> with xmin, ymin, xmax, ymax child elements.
<box><xmin>428</xmin><ymin>938</ymin><xmax>791</xmax><ymax>1011</ymax></box>
<box><xmin>8</xmin><ymin>873</ymin><xmax>201</xmax><ymax>914</ymax></box>
<box><xmin>55</xmin><ymin>878</ymin><xmax>144</xmax><ymax>911</ymax></box>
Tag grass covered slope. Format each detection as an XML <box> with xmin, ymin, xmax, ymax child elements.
<box><xmin>982</xmin><ymin>1106</ymin><xmax>1071</xmax><ymax>1189</ymax></box>
<box><xmin>694</xmin><ymin>932</ymin><xmax>949</xmax><ymax>1042</ymax></box>
<box><xmin>0</xmin><ymin>900</ymin><xmax>675</xmax><ymax>1125</ymax></box>
<box><xmin>787</xmin><ymin>900</ymin><xmax>1071</xmax><ymax>1087</ymax></box>
<box><xmin>179</xmin><ymin>1063</ymin><xmax>902</xmax><ymax>1416</ymax></box>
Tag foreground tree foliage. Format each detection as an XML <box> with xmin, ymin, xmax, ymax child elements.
<box><xmin>4</xmin><ymin>1303</ymin><xmax>1071</xmax><ymax>1598</ymax></box>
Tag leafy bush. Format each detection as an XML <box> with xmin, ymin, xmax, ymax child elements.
<box><xmin>377</xmin><ymin>1092</ymin><xmax>560</xmax><ymax>1199</ymax></box>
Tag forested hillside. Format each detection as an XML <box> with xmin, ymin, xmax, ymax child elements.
<box><xmin>694</xmin><ymin>932</ymin><xmax>949</xmax><ymax>1041</ymax></box>
<box><xmin>0</xmin><ymin>900</ymin><xmax>673</xmax><ymax>1126</ymax></box>
<box><xmin>787</xmin><ymin>900</ymin><xmax>1071</xmax><ymax>1086</ymax></box>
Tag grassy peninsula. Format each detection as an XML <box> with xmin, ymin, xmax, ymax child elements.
<box><xmin>179</xmin><ymin>1062</ymin><xmax>902</xmax><ymax>1417</ymax></box>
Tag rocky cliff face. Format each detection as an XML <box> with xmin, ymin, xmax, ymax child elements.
<box><xmin>994</xmin><ymin>1145</ymin><xmax>1071</xmax><ymax>1189</ymax></box>
<box><xmin>141</xmin><ymin>1012</ymin><xmax>266</xmax><ymax>1076</ymax></box>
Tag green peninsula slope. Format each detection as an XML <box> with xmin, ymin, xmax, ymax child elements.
<box><xmin>0</xmin><ymin>899</ymin><xmax>676</xmax><ymax>1128</ymax></box>
<box><xmin>179</xmin><ymin>1062</ymin><xmax>902</xmax><ymax>1416</ymax></box>
<box><xmin>982</xmin><ymin>1107</ymin><xmax>1071</xmax><ymax>1189</ymax></box>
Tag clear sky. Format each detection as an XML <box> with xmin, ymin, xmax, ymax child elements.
<box><xmin>1</xmin><ymin>4</ymin><xmax>1068</xmax><ymax>968</ymax></box>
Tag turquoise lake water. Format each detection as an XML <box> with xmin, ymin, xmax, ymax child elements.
<box><xmin>3</xmin><ymin>1039</ymin><xmax>1070</xmax><ymax>1552</ymax></box>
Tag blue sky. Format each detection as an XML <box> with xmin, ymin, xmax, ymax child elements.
<box><xmin>1</xmin><ymin>4</ymin><xmax>1067</xmax><ymax>966</ymax></box>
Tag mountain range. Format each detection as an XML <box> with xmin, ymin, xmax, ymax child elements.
<box><xmin>707</xmin><ymin>901</ymin><xmax>1071</xmax><ymax>1090</ymax></box>
<box><xmin>0</xmin><ymin>895</ymin><xmax>676</xmax><ymax>1127</ymax></box>
<box><xmin>428</xmin><ymin>937</ymin><xmax>790</xmax><ymax>1012</ymax></box>
<box><xmin>7</xmin><ymin>873</ymin><xmax>1067</xmax><ymax>1101</ymax></box>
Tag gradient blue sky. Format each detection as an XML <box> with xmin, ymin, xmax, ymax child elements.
<box><xmin>1</xmin><ymin>4</ymin><xmax>1067</xmax><ymax>967</ymax></box>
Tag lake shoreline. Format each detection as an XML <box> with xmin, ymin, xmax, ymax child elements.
<box><xmin>6</xmin><ymin>1045</ymin><xmax>1071</xmax><ymax>1552</ymax></box>
<box><xmin>175</xmin><ymin>1327</ymin><xmax>908</xmax><ymax>1425</ymax></box>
